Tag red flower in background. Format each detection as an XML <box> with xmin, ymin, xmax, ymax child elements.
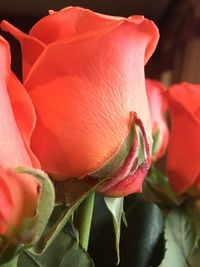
<box><xmin>1</xmin><ymin>7</ymin><xmax>159</xmax><ymax>196</ymax></box>
<box><xmin>0</xmin><ymin>37</ymin><xmax>39</xmax><ymax>237</ymax></box>
<box><xmin>167</xmin><ymin>82</ymin><xmax>200</xmax><ymax>194</ymax></box>
<box><xmin>146</xmin><ymin>79</ymin><xmax>169</xmax><ymax>161</ymax></box>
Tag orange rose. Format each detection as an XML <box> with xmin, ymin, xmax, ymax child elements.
<box><xmin>146</xmin><ymin>79</ymin><xmax>169</xmax><ymax>161</ymax></box>
<box><xmin>167</xmin><ymin>83</ymin><xmax>200</xmax><ymax>194</ymax></box>
<box><xmin>0</xmin><ymin>37</ymin><xmax>39</xmax><ymax>237</ymax></box>
<box><xmin>0</xmin><ymin>166</ymin><xmax>38</xmax><ymax>238</ymax></box>
<box><xmin>1</xmin><ymin>7</ymin><xmax>159</xmax><ymax>196</ymax></box>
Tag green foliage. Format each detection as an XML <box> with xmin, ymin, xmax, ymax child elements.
<box><xmin>0</xmin><ymin>257</ymin><xmax>18</xmax><ymax>267</ymax></box>
<box><xmin>94</xmin><ymin>119</ymin><xmax>135</xmax><ymax>179</ymax></box>
<box><xmin>18</xmin><ymin>230</ymin><xmax>94</xmax><ymax>267</ymax></box>
<box><xmin>159</xmin><ymin>207</ymin><xmax>195</xmax><ymax>267</ymax></box>
<box><xmin>0</xmin><ymin>168</ymin><xmax>55</xmax><ymax>264</ymax></box>
<box><xmin>143</xmin><ymin>165</ymin><xmax>186</xmax><ymax>207</ymax></box>
<box><xmin>152</xmin><ymin>129</ymin><xmax>162</xmax><ymax>156</ymax></box>
<box><xmin>104</xmin><ymin>197</ymin><xmax>124</xmax><ymax>264</ymax></box>
<box><xmin>186</xmin><ymin>198</ymin><xmax>200</xmax><ymax>248</ymax></box>
<box><xmin>31</xmin><ymin>176</ymin><xmax>108</xmax><ymax>255</ymax></box>
<box><xmin>15</xmin><ymin>167</ymin><xmax>55</xmax><ymax>247</ymax></box>
<box><xmin>120</xmin><ymin>196</ymin><xmax>164</xmax><ymax>267</ymax></box>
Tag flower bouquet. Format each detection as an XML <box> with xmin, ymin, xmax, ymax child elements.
<box><xmin>0</xmin><ymin>6</ymin><xmax>200</xmax><ymax>267</ymax></box>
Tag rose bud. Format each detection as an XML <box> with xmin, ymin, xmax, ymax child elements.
<box><xmin>0</xmin><ymin>37</ymin><xmax>39</xmax><ymax>243</ymax></box>
<box><xmin>145</xmin><ymin>79</ymin><xmax>169</xmax><ymax>161</ymax></box>
<box><xmin>1</xmin><ymin>7</ymin><xmax>159</xmax><ymax>196</ymax></box>
<box><xmin>167</xmin><ymin>83</ymin><xmax>200</xmax><ymax>195</ymax></box>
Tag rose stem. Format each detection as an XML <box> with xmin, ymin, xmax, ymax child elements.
<box><xmin>77</xmin><ymin>192</ymin><xmax>95</xmax><ymax>251</ymax></box>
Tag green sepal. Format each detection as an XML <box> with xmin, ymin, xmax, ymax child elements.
<box><xmin>30</xmin><ymin>176</ymin><xmax>109</xmax><ymax>255</ymax></box>
<box><xmin>152</xmin><ymin>128</ymin><xmax>162</xmax><ymax>157</ymax></box>
<box><xmin>93</xmin><ymin>116</ymin><xmax>135</xmax><ymax>180</ymax></box>
<box><xmin>0</xmin><ymin>168</ymin><xmax>55</xmax><ymax>264</ymax></box>
<box><xmin>0</xmin><ymin>242</ymin><xmax>23</xmax><ymax>265</ymax></box>
<box><xmin>104</xmin><ymin>197</ymin><xmax>124</xmax><ymax>264</ymax></box>
<box><xmin>143</xmin><ymin>165</ymin><xmax>186</xmax><ymax>207</ymax></box>
<box><xmin>15</xmin><ymin>167</ymin><xmax>55</xmax><ymax>246</ymax></box>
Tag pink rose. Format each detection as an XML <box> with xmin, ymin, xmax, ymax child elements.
<box><xmin>146</xmin><ymin>79</ymin><xmax>169</xmax><ymax>161</ymax></box>
<box><xmin>0</xmin><ymin>37</ymin><xmax>39</xmax><ymax>237</ymax></box>
<box><xmin>167</xmin><ymin>82</ymin><xmax>200</xmax><ymax>194</ymax></box>
<box><xmin>1</xmin><ymin>7</ymin><xmax>159</xmax><ymax>196</ymax></box>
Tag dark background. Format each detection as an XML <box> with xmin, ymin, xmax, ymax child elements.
<box><xmin>0</xmin><ymin>0</ymin><xmax>186</xmax><ymax>81</ymax></box>
<box><xmin>1</xmin><ymin>0</ymin><xmax>199</xmax><ymax>83</ymax></box>
<box><xmin>0</xmin><ymin>1</ymin><xmax>199</xmax><ymax>267</ymax></box>
<box><xmin>0</xmin><ymin>0</ymin><xmax>173</xmax><ymax>19</ymax></box>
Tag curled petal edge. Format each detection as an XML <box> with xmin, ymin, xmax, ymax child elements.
<box><xmin>90</xmin><ymin>113</ymin><xmax>151</xmax><ymax>197</ymax></box>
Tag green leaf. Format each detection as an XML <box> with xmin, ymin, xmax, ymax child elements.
<box><xmin>18</xmin><ymin>230</ymin><xmax>94</xmax><ymax>267</ymax></box>
<box><xmin>0</xmin><ymin>241</ymin><xmax>23</xmax><ymax>265</ymax></box>
<box><xmin>15</xmin><ymin>167</ymin><xmax>55</xmax><ymax>246</ymax></box>
<box><xmin>152</xmin><ymin>129</ymin><xmax>162</xmax><ymax>157</ymax></box>
<box><xmin>159</xmin><ymin>207</ymin><xmax>194</xmax><ymax>267</ymax></box>
<box><xmin>0</xmin><ymin>256</ymin><xmax>18</xmax><ymax>267</ymax></box>
<box><xmin>104</xmin><ymin>197</ymin><xmax>124</xmax><ymax>264</ymax></box>
<box><xmin>120</xmin><ymin>196</ymin><xmax>164</xmax><ymax>267</ymax></box>
<box><xmin>186</xmin><ymin>198</ymin><xmax>200</xmax><ymax>248</ymax></box>
<box><xmin>188</xmin><ymin>247</ymin><xmax>200</xmax><ymax>267</ymax></box>
<box><xmin>32</xmin><ymin>177</ymin><xmax>108</xmax><ymax>255</ymax></box>
<box><xmin>143</xmin><ymin>165</ymin><xmax>186</xmax><ymax>207</ymax></box>
<box><xmin>75</xmin><ymin>192</ymin><xmax>95</xmax><ymax>251</ymax></box>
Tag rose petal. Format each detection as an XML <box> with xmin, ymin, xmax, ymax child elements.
<box><xmin>146</xmin><ymin>79</ymin><xmax>169</xmax><ymax>160</ymax></box>
<box><xmin>30</xmin><ymin>6</ymin><xmax>123</xmax><ymax>44</ymax></box>
<box><xmin>0</xmin><ymin>172</ymin><xmax>13</xmax><ymax>234</ymax></box>
<box><xmin>0</xmin><ymin>21</ymin><xmax>45</xmax><ymax>80</ymax></box>
<box><xmin>167</xmin><ymin>83</ymin><xmax>200</xmax><ymax>194</ymax></box>
<box><xmin>167</xmin><ymin>114</ymin><xmax>200</xmax><ymax>194</ymax></box>
<box><xmin>168</xmin><ymin>82</ymin><xmax>200</xmax><ymax>123</ymax></box>
<box><xmin>0</xmin><ymin>37</ymin><xmax>33</xmax><ymax>167</ymax></box>
<box><xmin>128</xmin><ymin>16</ymin><xmax>159</xmax><ymax>64</ymax></box>
<box><xmin>7</xmin><ymin>72</ymin><xmax>40</xmax><ymax>168</ymax></box>
<box><xmin>0</xmin><ymin>165</ymin><xmax>38</xmax><ymax>235</ymax></box>
<box><xmin>24</xmin><ymin>18</ymin><xmax>158</xmax><ymax>178</ymax></box>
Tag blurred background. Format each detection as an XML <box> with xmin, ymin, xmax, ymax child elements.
<box><xmin>0</xmin><ymin>1</ymin><xmax>199</xmax><ymax>267</ymax></box>
<box><xmin>0</xmin><ymin>0</ymin><xmax>200</xmax><ymax>85</ymax></box>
